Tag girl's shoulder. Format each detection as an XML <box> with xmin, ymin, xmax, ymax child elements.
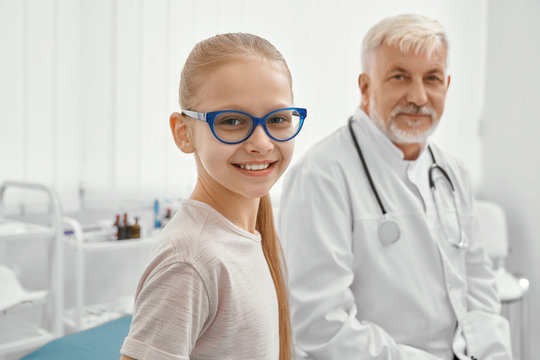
<box><xmin>148</xmin><ymin>199</ymin><xmax>262</xmax><ymax>273</ymax></box>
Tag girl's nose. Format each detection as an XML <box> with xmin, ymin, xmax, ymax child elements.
<box><xmin>245</xmin><ymin>125</ymin><xmax>274</xmax><ymax>154</ymax></box>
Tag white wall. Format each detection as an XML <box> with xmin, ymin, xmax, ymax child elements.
<box><xmin>1</xmin><ymin>0</ymin><xmax>82</xmax><ymax>211</ymax></box>
<box><xmin>0</xmin><ymin>0</ymin><xmax>487</xmax><ymax>211</ymax></box>
<box><xmin>482</xmin><ymin>0</ymin><xmax>540</xmax><ymax>356</ymax></box>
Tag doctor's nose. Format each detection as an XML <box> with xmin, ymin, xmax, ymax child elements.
<box><xmin>406</xmin><ymin>79</ymin><xmax>428</xmax><ymax>106</ymax></box>
<box><xmin>245</xmin><ymin>125</ymin><xmax>274</xmax><ymax>154</ymax></box>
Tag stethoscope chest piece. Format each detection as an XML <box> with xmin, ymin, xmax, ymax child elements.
<box><xmin>378</xmin><ymin>219</ymin><xmax>401</xmax><ymax>245</ymax></box>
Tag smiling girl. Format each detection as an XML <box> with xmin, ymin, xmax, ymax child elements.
<box><xmin>120</xmin><ymin>33</ymin><xmax>305</xmax><ymax>360</ymax></box>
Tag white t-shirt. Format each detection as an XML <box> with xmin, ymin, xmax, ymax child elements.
<box><xmin>121</xmin><ymin>199</ymin><xmax>279</xmax><ymax>360</ymax></box>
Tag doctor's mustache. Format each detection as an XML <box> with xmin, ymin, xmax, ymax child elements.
<box><xmin>391</xmin><ymin>104</ymin><xmax>438</xmax><ymax>121</ymax></box>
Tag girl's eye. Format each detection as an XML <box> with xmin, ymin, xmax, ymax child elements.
<box><xmin>268</xmin><ymin>116</ymin><xmax>288</xmax><ymax>124</ymax></box>
<box><xmin>219</xmin><ymin>117</ymin><xmax>244</xmax><ymax>126</ymax></box>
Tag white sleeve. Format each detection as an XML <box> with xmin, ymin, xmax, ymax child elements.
<box><xmin>455</xmin><ymin>185</ymin><xmax>512</xmax><ymax>359</ymax></box>
<box><xmin>279</xmin><ymin>161</ymin><xmax>442</xmax><ymax>360</ymax></box>
<box><xmin>121</xmin><ymin>262</ymin><xmax>210</xmax><ymax>360</ymax></box>
<box><xmin>451</xmin><ymin>231</ymin><xmax>512</xmax><ymax>360</ymax></box>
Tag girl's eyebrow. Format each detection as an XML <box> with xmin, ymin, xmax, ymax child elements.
<box><xmin>212</xmin><ymin>104</ymin><xmax>292</xmax><ymax>114</ymax></box>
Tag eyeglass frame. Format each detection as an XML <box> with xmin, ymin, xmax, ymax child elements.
<box><xmin>181</xmin><ymin>107</ymin><xmax>307</xmax><ymax>145</ymax></box>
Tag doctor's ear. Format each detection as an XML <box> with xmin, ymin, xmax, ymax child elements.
<box><xmin>170</xmin><ymin>112</ymin><xmax>195</xmax><ymax>154</ymax></box>
<box><xmin>358</xmin><ymin>74</ymin><xmax>371</xmax><ymax>110</ymax></box>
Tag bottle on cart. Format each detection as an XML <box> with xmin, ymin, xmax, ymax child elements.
<box><xmin>118</xmin><ymin>224</ymin><xmax>126</xmax><ymax>240</ymax></box>
<box><xmin>131</xmin><ymin>217</ymin><xmax>141</xmax><ymax>239</ymax></box>
<box><xmin>118</xmin><ymin>215</ymin><xmax>127</xmax><ymax>240</ymax></box>
<box><xmin>123</xmin><ymin>213</ymin><xmax>132</xmax><ymax>239</ymax></box>
<box><xmin>113</xmin><ymin>214</ymin><xmax>120</xmax><ymax>240</ymax></box>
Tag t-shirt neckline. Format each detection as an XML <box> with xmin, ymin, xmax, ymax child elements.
<box><xmin>182</xmin><ymin>198</ymin><xmax>262</xmax><ymax>242</ymax></box>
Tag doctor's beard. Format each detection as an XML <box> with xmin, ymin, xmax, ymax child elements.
<box><xmin>369</xmin><ymin>99</ymin><xmax>440</xmax><ymax>144</ymax></box>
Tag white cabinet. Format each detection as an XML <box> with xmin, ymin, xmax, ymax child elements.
<box><xmin>62</xmin><ymin>216</ymin><xmax>156</xmax><ymax>333</ymax></box>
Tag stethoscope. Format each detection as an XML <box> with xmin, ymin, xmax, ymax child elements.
<box><xmin>348</xmin><ymin>118</ymin><xmax>467</xmax><ymax>249</ymax></box>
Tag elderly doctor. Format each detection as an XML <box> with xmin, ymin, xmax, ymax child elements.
<box><xmin>279</xmin><ymin>14</ymin><xmax>512</xmax><ymax>360</ymax></box>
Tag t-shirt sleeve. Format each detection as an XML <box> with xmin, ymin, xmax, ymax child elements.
<box><xmin>121</xmin><ymin>262</ymin><xmax>210</xmax><ymax>360</ymax></box>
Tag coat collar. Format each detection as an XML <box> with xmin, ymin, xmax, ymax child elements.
<box><xmin>350</xmin><ymin>107</ymin><xmax>432</xmax><ymax>171</ymax></box>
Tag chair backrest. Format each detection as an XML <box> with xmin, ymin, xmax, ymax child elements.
<box><xmin>473</xmin><ymin>200</ymin><xmax>509</xmax><ymax>267</ymax></box>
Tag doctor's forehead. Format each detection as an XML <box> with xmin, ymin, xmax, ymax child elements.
<box><xmin>371</xmin><ymin>43</ymin><xmax>448</xmax><ymax>74</ymax></box>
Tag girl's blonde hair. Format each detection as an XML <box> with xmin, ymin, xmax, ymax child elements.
<box><xmin>361</xmin><ymin>14</ymin><xmax>448</xmax><ymax>70</ymax></box>
<box><xmin>180</xmin><ymin>32</ymin><xmax>293</xmax><ymax>110</ymax></box>
<box><xmin>179</xmin><ymin>33</ymin><xmax>293</xmax><ymax>360</ymax></box>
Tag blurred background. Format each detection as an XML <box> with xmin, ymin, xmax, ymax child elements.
<box><xmin>0</xmin><ymin>0</ymin><xmax>538</xmax><ymax>358</ymax></box>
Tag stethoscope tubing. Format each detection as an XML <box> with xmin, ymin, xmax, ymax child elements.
<box><xmin>348</xmin><ymin>118</ymin><xmax>388</xmax><ymax>215</ymax></box>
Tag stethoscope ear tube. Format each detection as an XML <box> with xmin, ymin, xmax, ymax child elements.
<box><xmin>428</xmin><ymin>164</ymin><xmax>455</xmax><ymax>192</ymax></box>
<box><xmin>427</xmin><ymin>148</ymin><xmax>467</xmax><ymax>249</ymax></box>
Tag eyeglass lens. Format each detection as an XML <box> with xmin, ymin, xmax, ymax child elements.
<box><xmin>213</xmin><ymin>109</ymin><xmax>302</xmax><ymax>142</ymax></box>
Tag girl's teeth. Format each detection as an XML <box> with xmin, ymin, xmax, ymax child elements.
<box><xmin>239</xmin><ymin>163</ymin><xmax>270</xmax><ymax>170</ymax></box>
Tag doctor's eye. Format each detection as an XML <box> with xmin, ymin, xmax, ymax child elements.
<box><xmin>426</xmin><ymin>75</ymin><xmax>443</xmax><ymax>83</ymax></box>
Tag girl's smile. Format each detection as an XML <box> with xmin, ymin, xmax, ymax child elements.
<box><xmin>232</xmin><ymin>161</ymin><xmax>277</xmax><ymax>177</ymax></box>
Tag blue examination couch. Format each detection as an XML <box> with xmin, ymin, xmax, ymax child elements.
<box><xmin>22</xmin><ymin>315</ymin><xmax>131</xmax><ymax>360</ymax></box>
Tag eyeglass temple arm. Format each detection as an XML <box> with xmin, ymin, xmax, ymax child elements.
<box><xmin>182</xmin><ymin>110</ymin><xmax>206</xmax><ymax>121</ymax></box>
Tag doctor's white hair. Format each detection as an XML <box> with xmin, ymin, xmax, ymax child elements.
<box><xmin>361</xmin><ymin>14</ymin><xmax>448</xmax><ymax>70</ymax></box>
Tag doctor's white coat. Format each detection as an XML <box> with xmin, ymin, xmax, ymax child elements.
<box><xmin>278</xmin><ymin>108</ymin><xmax>512</xmax><ymax>359</ymax></box>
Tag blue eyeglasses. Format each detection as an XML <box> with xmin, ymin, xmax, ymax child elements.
<box><xmin>181</xmin><ymin>107</ymin><xmax>307</xmax><ymax>144</ymax></box>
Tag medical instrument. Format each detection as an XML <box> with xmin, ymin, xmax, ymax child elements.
<box><xmin>154</xmin><ymin>199</ymin><xmax>161</xmax><ymax>229</ymax></box>
<box><xmin>347</xmin><ymin>118</ymin><xmax>466</xmax><ymax>248</ymax></box>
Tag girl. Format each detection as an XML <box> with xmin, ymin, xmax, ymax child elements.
<box><xmin>120</xmin><ymin>33</ymin><xmax>306</xmax><ymax>360</ymax></box>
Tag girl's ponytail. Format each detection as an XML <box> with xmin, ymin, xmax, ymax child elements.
<box><xmin>257</xmin><ymin>194</ymin><xmax>292</xmax><ymax>360</ymax></box>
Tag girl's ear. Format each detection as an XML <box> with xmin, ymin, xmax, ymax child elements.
<box><xmin>170</xmin><ymin>112</ymin><xmax>195</xmax><ymax>153</ymax></box>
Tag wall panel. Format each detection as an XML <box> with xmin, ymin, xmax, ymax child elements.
<box><xmin>115</xmin><ymin>0</ymin><xmax>143</xmax><ymax>197</ymax></box>
<box><xmin>0</xmin><ymin>0</ymin><xmax>25</xmax><ymax>183</ymax></box>
<box><xmin>164</xmin><ymin>0</ymin><xmax>197</xmax><ymax>200</ymax></box>
<box><xmin>26</xmin><ymin>0</ymin><xmax>56</xmax><ymax>186</ymax></box>
<box><xmin>56</xmin><ymin>0</ymin><xmax>82</xmax><ymax>211</ymax></box>
<box><xmin>79</xmin><ymin>0</ymin><xmax>115</xmax><ymax>195</ymax></box>
<box><xmin>139</xmin><ymin>0</ymin><xmax>170</xmax><ymax>197</ymax></box>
